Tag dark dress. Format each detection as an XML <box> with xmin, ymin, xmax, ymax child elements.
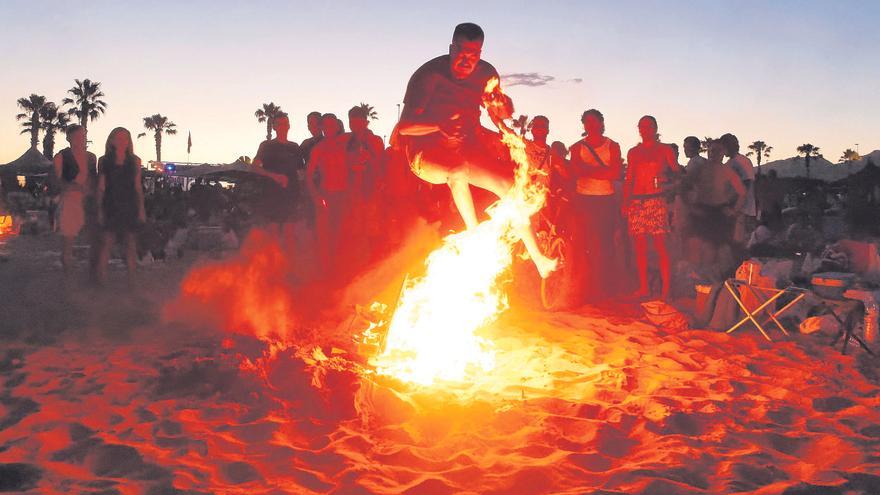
<box><xmin>254</xmin><ymin>140</ymin><xmax>304</xmax><ymax>222</ymax></box>
<box><xmin>99</xmin><ymin>156</ymin><xmax>140</xmax><ymax>234</ymax></box>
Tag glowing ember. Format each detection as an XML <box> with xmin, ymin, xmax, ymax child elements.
<box><xmin>371</xmin><ymin>77</ymin><xmax>548</xmax><ymax>385</ymax></box>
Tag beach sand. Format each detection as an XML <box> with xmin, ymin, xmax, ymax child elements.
<box><xmin>1</xmin><ymin>230</ymin><xmax>879</xmax><ymax>494</ymax></box>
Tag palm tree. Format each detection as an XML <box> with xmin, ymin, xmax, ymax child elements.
<box><xmin>138</xmin><ymin>114</ymin><xmax>177</xmax><ymax>162</ymax></box>
<box><xmin>699</xmin><ymin>136</ymin><xmax>714</xmax><ymax>154</ymax></box>
<box><xmin>746</xmin><ymin>140</ymin><xmax>773</xmax><ymax>175</ymax></box>
<box><xmin>40</xmin><ymin>103</ymin><xmax>71</xmax><ymax>159</ymax></box>
<box><xmin>15</xmin><ymin>94</ymin><xmax>49</xmax><ymax>149</ymax></box>
<box><xmin>358</xmin><ymin>102</ymin><xmax>379</xmax><ymax>121</ymax></box>
<box><xmin>61</xmin><ymin>78</ymin><xmax>107</xmax><ymax>133</ymax></box>
<box><xmin>840</xmin><ymin>148</ymin><xmax>860</xmax><ymax>174</ymax></box>
<box><xmin>796</xmin><ymin>143</ymin><xmax>822</xmax><ymax>178</ymax></box>
<box><xmin>254</xmin><ymin>102</ymin><xmax>283</xmax><ymax>141</ymax></box>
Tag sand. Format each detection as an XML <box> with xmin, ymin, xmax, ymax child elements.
<box><xmin>1</xmin><ymin>230</ymin><xmax>879</xmax><ymax>494</ymax></box>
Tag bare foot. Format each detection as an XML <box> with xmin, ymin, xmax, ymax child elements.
<box><xmin>535</xmin><ymin>255</ymin><xmax>558</xmax><ymax>279</ymax></box>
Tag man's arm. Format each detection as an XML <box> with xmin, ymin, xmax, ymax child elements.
<box><xmin>251</xmin><ymin>142</ymin><xmax>288</xmax><ymax>187</ymax></box>
<box><xmin>623</xmin><ymin>149</ymin><xmax>636</xmax><ymax>208</ymax></box>
<box><xmin>305</xmin><ymin>145</ymin><xmax>323</xmax><ymax>206</ymax></box>
<box><xmin>52</xmin><ymin>153</ymin><xmax>63</xmax><ymax>189</ymax></box>
<box><xmin>726</xmin><ymin>168</ymin><xmax>747</xmax><ymax>214</ymax></box>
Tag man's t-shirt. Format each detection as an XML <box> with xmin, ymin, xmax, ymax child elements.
<box><xmin>403</xmin><ymin>55</ymin><xmax>499</xmax><ymax>135</ymax></box>
<box><xmin>255</xmin><ymin>140</ymin><xmax>304</xmax><ymax>192</ymax></box>
<box><xmin>727</xmin><ymin>153</ymin><xmax>756</xmax><ymax>216</ymax></box>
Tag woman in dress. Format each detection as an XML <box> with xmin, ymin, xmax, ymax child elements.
<box><xmin>95</xmin><ymin>127</ymin><xmax>145</xmax><ymax>285</ymax></box>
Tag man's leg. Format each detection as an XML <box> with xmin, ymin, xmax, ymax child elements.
<box><xmin>653</xmin><ymin>233</ymin><xmax>671</xmax><ymax>301</ymax></box>
<box><xmin>633</xmin><ymin>234</ymin><xmax>649</xmax><ymax>297</ymax></box>
<box><xmin>466</xmin><ymin>160</ymin><xmax>556</xmax><ymax>278</ymax></box>
<box><xmin>61</xmin><ymin>235</ymin><xmax>74</xmax><ymax>274</ymax></box>
<box><xmin>448</xmin><ymin>177</ymin><xmax>478</xmax><ymax>229</ymax></box>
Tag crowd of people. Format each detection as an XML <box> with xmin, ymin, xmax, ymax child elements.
<box><xmin>16</xmin><ymin>22</ymin><xmax>863</xmax><ymax>306</ymax></box>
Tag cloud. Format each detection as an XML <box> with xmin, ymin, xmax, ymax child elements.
<box><xmin>500</xmin><ymin>73</ymin><xmax>583</xmax><ymax>87</ymax></box>
<box><xmin>501</xmin><ymin>72</ymin><xmax>556</xmax><ymax>87</ymax></box>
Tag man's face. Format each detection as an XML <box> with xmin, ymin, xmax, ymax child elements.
<box><xmin>307</xmin><ymin>115</ymin><xmax>321</xmax><ymax>136</ymax></box>
<box><xmin>582</xmin><ymin>115</ymin><xmax>603</xmax><ymax>137</ymax></box>
<box><xmin>349</xmin><ymin>116</ymin><xmax>368</xmax><ymax>133</ymax></box>
<box><xmin>449</xmin><ymin>38</ymin><xmax>482</xmax><ymax>79</ymax></box>
<box><xmin>531</xmin><ymin>119</ymin><xmax>549</xmax><ymax>141</ymax></box>
<box><xmin>708</xmin><ymin>142</ymin><xmax>724</xmax><ymax>163</ymax></box>
<box><xmin>67</xmin><ymin>128</ymin><xmax>86</xmax><ymax>148</ymax></box>
<box><xmin>638</xmin><ymin>118</ymin><xmax>657</xmax><ymax>142</ymax></box>
<box><xmin>273</xmin><ymin>117</ymin><xmax>290</xmax><ymax>135</ymax></box>
<box><xmin>684</xmin><ymin>141</ymin><xmax>699</xmax><ymax>158</ymax></box>
<box><xmin>721</xmin><ymin>138</ymin><xmax>736</xmax><ymax>158</ymax></box>
<box><xmin>321</xmin><ymin>117</ymin><xmax>339</xmax><ymax>136</ymax></box>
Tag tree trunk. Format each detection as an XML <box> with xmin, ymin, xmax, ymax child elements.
<box><xmin>43</xmin><ymin>130</ymin><xmax>55</xmax><ymax>160</ymax></box>
<box><xmin>30</xmin><ymin>113</ymin><xmax>39</xmax><ymax>149</ymax></box>
<box><xmin>155</xmin><ymin>130</ymin><xmax>162</xmax><ymax>162</ymax></box>
<box><xmin>266</xmin><ymin>121</ymin><xmax>272</xmax><ymax>141</ymax></box>
<box><xmin>805</xmin><ymin>155</ymin><xmax>811</xmax><ymax>178</ymax></box>
<box><xmin>81</xmin><ymin>103</ymin><xmax>88</xmax><ymax>129</ymax></box>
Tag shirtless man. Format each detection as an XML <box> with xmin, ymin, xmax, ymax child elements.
<box><xmin>689</xmin><ymin>139</ymin><xmax>746</xmax><ymax>280</ymax></box>
<box><xmin>306</xmin><ymin>114</ymin><xmax>348</xmax><ymax>272</ymax></box>
<box><xmin>624</xmin><ymin>116</ymin><xmax>681</xmax><ymax>300</ymax></box>
<box><xmin>396</xmin><ymin>22</ymin><xmax>556</xmax><ymax>278</ymax></box>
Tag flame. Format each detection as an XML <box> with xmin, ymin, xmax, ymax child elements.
<box><xmin>371</xmin><ymin>77</ymin><xmax>547</xmax><ymax>386</ymax></box>
<box><xmin>0</xmin><ymin>215</ymin><xmax>13</xmax><ymax>236</ymax></box>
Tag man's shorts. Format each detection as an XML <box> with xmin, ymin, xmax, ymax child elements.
<box><xmin>627</xmin><ymin>196</ymin><xmax>670</xmax><ymax>236</ymax></box>
<box><xmin>402</xmin><ymin>130</ymin><xmax>509</xmax><ymax>185</ymax></box>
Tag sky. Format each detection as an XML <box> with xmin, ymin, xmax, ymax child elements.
<box><xmin>1</xmin><ymin>0</ymin><xmax>878</xmax><ymax>165</ymax></box>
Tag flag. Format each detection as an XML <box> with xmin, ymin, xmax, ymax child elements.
<box><xmin>187</xmin><ymin>131</ymin><xmax>192</xmax><ymax>155</ymax></box>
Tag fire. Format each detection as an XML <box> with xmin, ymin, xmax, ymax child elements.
<box><xmin>370</xmin><ymin>77</ymin><xmax>548</xmax><ymax>386</ymax></box>
<box><xmin>0</xmin><ymin>215</ymin><xmax>13</xmax><ymax>236</ymax></box>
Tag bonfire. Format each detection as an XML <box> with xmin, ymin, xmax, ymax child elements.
<box><xmin>368</xmin><ymin>77</ymin><xmax>548</xmax><ymax>386</ymax></box>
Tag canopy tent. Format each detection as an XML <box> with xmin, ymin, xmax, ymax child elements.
<box><xmin>0</xmin><ymin>147</ymin><xmax>53</xmax><ymax>175</ymax></box>
<box><xmin>176</xmin><ymin>159</ymin><xmax>262</xmax><ymax>181</ymax></box>
<box><xmin>836</xmin><ymin>160</ymin><xmax>880</xmax><ymax>187</ymax></box>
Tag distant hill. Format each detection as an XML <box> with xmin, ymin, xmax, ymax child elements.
<box><xmin>759</xmin><ymin>149</ymin><xmax>880</xmax><ymax>182</ymax></box>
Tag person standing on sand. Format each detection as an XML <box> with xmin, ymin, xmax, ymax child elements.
<box><xmin>252</xmin><ymin>113</ymin><xmax>304</xmax><ymax>236</ymax></box>
<box><xmin>623</xmin><ymin>116</ymin><xmax>681</xmax><ymax>301</ymax></box>
<box><xmin>568</xmin><ymin>109</ymin><xmax>625</xmax><ymax>303</ymax></box>
<box><xmin>95</xmin><ymin>127</ymin><xmax>146</xmax><ymax>286</ymax></box>
<box><xmin>53</xmin><ymin>124</ymin><xmax>98</xmax><ymax>276</ymax></box>
<box><xmin>306</xmin><ymin>114</ymin><xmax>349</xmax><ymax>274</ymax></box>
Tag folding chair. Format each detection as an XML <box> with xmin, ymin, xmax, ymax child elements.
<box><xmin>723</xmin><ymin>262</ymin><xmax>808</xmax><ymax>341</ymax></box>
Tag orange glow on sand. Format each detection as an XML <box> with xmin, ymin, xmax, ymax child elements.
<box><xmin>370</xmin><ymin>77</ymin><xmax>549</xmax><ymax>386</ymax></box>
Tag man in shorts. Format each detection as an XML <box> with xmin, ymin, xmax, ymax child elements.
<box><xmin>396</xmin><ymin>22</ymin><xmax>556</xmax><ymax>278</ymax></box>
<box><xmin>623</xmin><ymin>116</ymin><xmax>681</xmax><ymax>300</ymax></box>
